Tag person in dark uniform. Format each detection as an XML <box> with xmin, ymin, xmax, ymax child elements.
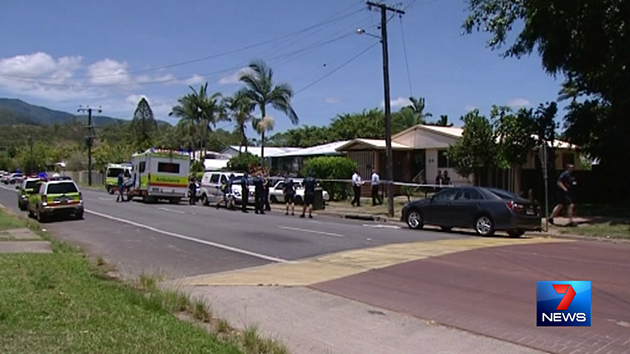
<box><xmin>240</xmin><ymin>172</ymin><xmax>249</xmax><ymax>213</ymax></box>
<box><xmin>283</xmin><ymin>174</ymin><xmax>296</xmax><ymax>216</ymax></box>
<box><xmin>188</xmin><ymin>176</ymin><xmax>197</xmax><ymax>205</ymax></box>
<box><xmin>300</xmin><ymin>171</ymin><xmax>318</xmax><ymax>219</ymax></box>
<box><xmin>116</xmin><ymin>171</ymin><xmax>124</xmax><ymax>203</ymax></box>
<box><xmin>253</xmin><ymin>171</ymin><xmax>265</xmax><ymax>214</ymax></box>
<box><xmin>263</xmin><ymin>172</ymin><xmax>271</xmax><ymax>212</ymax></box>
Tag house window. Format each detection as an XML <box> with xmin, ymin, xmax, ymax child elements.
<box><xmin>562</xmin><ymin>152</ymin><xmax>575</xmax><ymax>167</ymax></box>
<box><xmin>438</xmin><ymin>150</ymin><xmax>450</xmax><ymax>168</ymax></box>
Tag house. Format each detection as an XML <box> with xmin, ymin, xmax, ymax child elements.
<box><xmin>336</xmin><ymin>124</ymin><xmax>580</xmax><ymax>194</ymax></box>
<box><xmin>270</xmin><ymin>140</ymin><xmax>350</xmax><ymax>173</ymax></box>
<box><xmin>220</xmin><ymin>146</ymin><xmax>303</xmax><ymax>158</ymax></box>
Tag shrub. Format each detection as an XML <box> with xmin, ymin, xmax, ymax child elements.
<box><xmin>227</xmin><ymin>152</ymin><xmax>260</xmax><ymax>172</ymax></box>
<box><xmin>301</xmin><ymin>156</ymin><xmax>357</xmax><ymax>201</ymax></box>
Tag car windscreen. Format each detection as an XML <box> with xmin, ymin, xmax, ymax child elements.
<box><xmin>47</xmin><ymin>183</ymin><xmax>78</xmax><ymax>194</ymax></box>
<box><xmin>107</xmin><ymin>168</ymin><xmax>123</xmax><ymax>177</ymax></box>
<box><xmin>25</xmin><ymin>180</ymin><xmax>40</xmax><ymax>190</ymax></box>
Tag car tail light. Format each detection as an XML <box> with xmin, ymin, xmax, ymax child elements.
<box><xmin>506</xmin><ymin>201</ymin><xmax>525</xmax><ymax>213</ymax></box>
<box><xmin>42</xmin><ymin>195</ymin><xmax>47</xmax><ymax>205</ymax></box>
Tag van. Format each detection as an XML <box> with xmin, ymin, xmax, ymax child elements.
<box><xmin>197</xmin><ymin>171</ymin><xmax>255</xmax><ymax>206</ymax></box>
<box><xmin>105</xmin><ymin>163</ymin><xmax>133</xmax><ymax>194</ymax></box>
<box><xmin>130</xmin><ymin>150</ymin><xmax>191</xmax><ymax>204</ymax></box>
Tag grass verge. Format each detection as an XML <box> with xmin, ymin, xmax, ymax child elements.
<box><xmin>560</xmin><ymin>222</ymin><xmax>630</xmax><ymax>239</ymax></box>
<box><xmin>0</xmin><ymin>208</ymin><xmax>288</xmax><ymax>354</ymax></box>
<box><xmin>0</xmin><ymin>208</ymin><xmax>24</xmax><ymax>231</ymax></box>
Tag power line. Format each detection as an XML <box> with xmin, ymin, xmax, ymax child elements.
<box><xmin>294</xmin><ymin>41</ymin><xmax>379</xmax><ymax>96</ymax></box>
<box><xmin>399</xmin><ymin>16</ymin><xmax>414</xmax><ymax>97</ymax></box>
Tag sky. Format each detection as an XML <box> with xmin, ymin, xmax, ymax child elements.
<box><xmin>0</xmin><ymin>0</ymin><xmax>567</xmax><ymax>134</ymax></box>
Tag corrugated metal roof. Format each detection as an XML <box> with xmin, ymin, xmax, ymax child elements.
<box><xmin>271</xmin><ymin>141</ymin><xmax>350</xmax><ymax>158</ymax></box>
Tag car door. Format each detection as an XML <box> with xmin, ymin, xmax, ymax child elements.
<box><xmin>450</xmin><ymin>188</ymin><xmax>485</xmax><ymax>227</ymax></box>
<box><xmin>424</xmin><ymin>188</ymin><xmax>460</xmax><ymax>225</ymax></box>
<box><xmin>208</xmin><ymin>173</ymin><xmax>222</xmax><ymax>203</ymax></box>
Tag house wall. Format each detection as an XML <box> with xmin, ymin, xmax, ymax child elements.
<box><xmin>425</xmin><ymin>148</ymin><xmax>471</xmax><ymax>186</ymax></box>
<box><xmin>393</xmin><ymin>128</ymin><xmax>457</xmax><ymax>149</ymax></box>
<box><xmin>347</xmin><ymin>151</ymin><xmax>375</xmax><ymax>180</ymax></box>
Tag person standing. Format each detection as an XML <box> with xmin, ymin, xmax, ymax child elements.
<box><xmin>300</xmin><ymin>171</ymin><xmax>317</xmax><ymax>219</ymax></box>
<box><xmin>371</xmin><ymin>169</ymin><xmax>382</xmax><ymax>206</ymax></box>
<box><xmin>351</xmin><ymin>170</ymin><xmax>362</xmax><ymax>207</ymax></box>
<box><xmin>435</xmin><ymin>170</ymin><xmax>443</xmax><ymax>186</ymax></box>
<box><xmin>443</xmin><ymin>171</ymin><xmax>451</xmax><ymax>186</ymax></box>
<box><xmin>116</xmin><ymin>170</ymin><xmax>124</xmax><ymax>203</ymax></box>
<box><xmin>240</xmin><ymin>172</ymin><xmax>249</xmax><ymax>213</ymax></box>
<box><xmin>263</xmin><ymin>172</ymin><xmax>271</xmax><ymax>212</ymax></box>
<box><xmin>253</xmin><ymin>171</ymin><xmax>265</xmax><ymax>214</ymax></box>
<box><xmin>549</xmin><ymin>164</ymin><xmax>577</xmax><ymax>226</ymax></box>
<box><xmin>188</xmin><ymin>176</ymin><xmax>197</xmax><ymax>205</ymax></box>
<box><xmin>283</xmin><ymin>174</ymin><xmax>296</xmax><ymax>216</ymax></box>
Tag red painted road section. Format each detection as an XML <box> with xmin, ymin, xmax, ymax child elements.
<box><xmin>312</xmin><ymin>240</ymin><xmax>630</xmax><ymax>354</ymax></box>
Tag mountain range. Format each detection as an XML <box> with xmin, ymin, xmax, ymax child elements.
<box><xmin>0</xmin><ymin>98</ymin><xmax>170</xmax><ymax>126</ymax></box>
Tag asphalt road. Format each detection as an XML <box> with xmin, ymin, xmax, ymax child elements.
<box><xmin>0</xmin><ymin>185</ymin><xmax>466</xmax><ymax>278</ymax></box>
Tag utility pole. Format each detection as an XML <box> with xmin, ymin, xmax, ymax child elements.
<box><xmin>366</xmin><ymin>1</ymin><xmax>404</xmax><ymax>217</ymax></box>
<box><xmin>77</xmin><ymin>106</ymin><xmax>102</xmax><ymax>186</ymax></box>
<box><xmin>28</xmin><ymin>136</ymin><xmax>34</xmax><ymax>176</ymax></box>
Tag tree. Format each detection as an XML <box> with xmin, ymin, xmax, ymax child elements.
<box><xmin>253</xmin><ymin>116</ymin><xmax>275</xmax><ymax>147</ymax></box>
<box><xmin>130</xmin><ymin>98</ymin><xmax>157</xmax><ymax>151</ymax></box>
<box><xmin>169</xmin><ymin>83</ymin><xmax>223</xmax><ymax>159</ymax></box>
<box><xmin>406</xmin><ymin>97</ymin><xmax>432</xmax><ymax>123</ymax></box>
<box><xmin>447</xmin><ymin>109</ymin><xmax>498</xmax><ymax>183</ymax></box>
<box><xmin>239</xmin><ymin>59</ymin><xmax>299</xmax><ymax>165</ymax></box>
<box><xmin>463</xmin><ymin>0</ymin><xmax>630</xmax><ymax>170</ymax></box>
<box><xmin>226</xmin><ymin>152</ymin><xmax>260</xmax><ymax>172</ymax></box>
<box><xmin>223</xmin><ymin>90</ymin><xmax>255</xmax><ymax>153</ymax></box>
<box><xmin>428</xmin><ymin>115</ymin><xmax>453</xmax><ymax>127</ymax></box>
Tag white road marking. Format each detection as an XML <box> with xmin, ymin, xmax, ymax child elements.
<box><xmin>362</xmin><ymin>224</ymin><xmax>401</xmax><ymax>230</ymax></box>
<box><xmin>278</xmin><ymin>225</ymin><xmax>344</xmax><ymax>238</ymax></box>
<box><xmin>84</xmin><ymin>209</ymin><xmax>292</xmax><ymax>264</ymax></box>
<box><xmin>157</xmin><ymin>207</ymin><xmax>185</xmax><ymax>214</ymax></box>
<box><xmin>98</xmin><ymin>197</ymin><xmax>112</xmax><ymax>201</ymax></box>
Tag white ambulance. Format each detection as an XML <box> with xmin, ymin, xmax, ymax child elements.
<box><xmin>130</xmin><ymin>149</ymin><xmax>191</xmax><ymax>204</ymax></box>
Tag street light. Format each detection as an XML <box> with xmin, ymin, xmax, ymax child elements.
<box><xmin>356</xmin><ymin>24</ymin><xmax>396</xmax><ymax>217</ymax></box>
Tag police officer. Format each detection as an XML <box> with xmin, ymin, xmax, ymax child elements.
<box><xmin>263</xmin><ymin>172</ymin><xmax>271</xmax><ymax>212</ymax></box>
<box><xmin>188</xmin><ymin>176</ymin><xmax>197</xmax><ymax>205</ymax></box>
<box><xmin>253</xmin><ymin>171</ymin><xmax>265</xmax><ymax>214</ymax></box>
<box><xmin>241</xmin><ymin>172</ymin><xmax>249</xmax><ymax>213</ymax></box>
<box><xmin>283</xmin><ymin>173</ymin><xmax>296</xmax><ymax>216</ymax></box>
<box><xmin>300</xmin><ymin>171</ymin><xmax>318</xmax><ymax>219</ymax></box>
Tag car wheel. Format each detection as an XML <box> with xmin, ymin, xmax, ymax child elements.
<box><xmin>201</xmin><ymin>194</ymin><xmax>209</xmax><ymax>206</ymax></box>
<box><xmin>507</xmin><ymin>229</ymin><xmax>524</xmax><ymax>238</ymax></box>
<box><xmin>475</xmin><ymin>215</ymin><xmax>495</xmax><ymax>236</ymax></box>
<box><xmin>106</xmin><ymin>186</ymin><xmax>113</xmax><ymax>194</ymax></box>
<box><xmin>440</xmin><ymin>226</ymin><xmax>453</xmax><ymax>232</ymax></box>
<box><xmin>75</xmin><ymin>212</ymin><xmax>84</xmax><ymax>220</ymax></box>
<box><xmin>270</xmin><ymin>195</ymin><xmax>278</xmax><ymax>203</ymax></box>
<box><xmin>406</xmin><ymin>209</ymin><xmax>424</xmax><ymax>230</ymax></box>
<box><xmin>36</xmin><ymin>209</ymin><xmax>46</xmax><ymax>223</ymax></box>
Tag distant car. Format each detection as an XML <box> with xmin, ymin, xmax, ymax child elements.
<box><xmin>401</xmin><ymin>186</ymin><xmax>542</xmax><ymax>238</ymax></box>
<box><xmin>17</xmin><ymin>178</ymin><xmax>44</xmax><ymax>211</ymax></box>
<box><xmin>268</xmin><ymin>178</ymin><xmax>330</xmax><ymax>205</ymax></box>
<box><xmin>9</xmin><ymin>173</ymin><xmax>24</xmax><ymax>185</ymax></box>
<box><xmin>28</xmin><ymin>180</ymin><xmax>84</xmax><ymax>222</ymax></box>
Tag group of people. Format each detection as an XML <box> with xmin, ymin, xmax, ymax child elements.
<box><xmin>116</xmin><ymin>170</ymin><xmax>133</xmax><ymax>203</ymax></box>
<box><xmin>281</xmin><ymin>172</ymin><xmax>319</xmax><ymax>218</ymax></box>
<box><xmin>435</xmin><ymin>170</ymin><xmax>452</xmax><ymax>186</ymax></box>
<box><xmin>350</xmin><ymin>169</ymin><xmax>382</xmax><ymax>207</ymax></box>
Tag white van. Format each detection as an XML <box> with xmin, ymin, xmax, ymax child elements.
<box><xmin>198</xmin><ymin>171</ymin><xmax>255</xmax><ymax>206</ymax></box>
<box><xmin>130</xmin><ymin>150</ymin><xmax>191</xmax><ymax>204</ymax></box>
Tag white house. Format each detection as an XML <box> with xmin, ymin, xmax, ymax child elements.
<box><xmin>220</xmin><ymin>146</ymin><xmax>303</xmax><ymax>158</ymax></box>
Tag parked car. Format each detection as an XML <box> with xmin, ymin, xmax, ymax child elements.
<box><xmin>28</xmin><ymin>180</ymin><xmax>84</xmax><ymax>222</ymax></box>
<box><xmin>197</xmin><ymin>171</ymin><xmax>256</xmax><ymax>206</ymax></box>
<box><xmin>268</xmin><ymin>178</ymin><xmax>330</xmax><ymax>205</ymax></box>
<box><xmin>9</xmin><ymin>173</ymin><xmax>24</xmax><ymax>186</ymax></box>
<box><xmin>401</xmin><ymin>186</ymin><xmax>541</xmax><ymax>237</ymax></box>
<box><xmin>17</xmin><ymin>178</ymin><xmax>45</xmax><ymax>211</ymax></box>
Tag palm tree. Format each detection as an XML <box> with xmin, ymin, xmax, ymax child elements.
<box><xmin>169</xmin><ymin>83</ymin><xmax>223</xmax><ymax>159</ymax></box>
<box><xmin>239</xmin><ymin>59</ymin><xmax>298</xmax><ymax>166</ymax></box>
<box><xmin>254</xmin><ymin>116</ymin><xmax>275</xmax><ymax>140</ymax></box>
<box><xmin>406</xmin><ymin>96</ymin><xmax>433</xmax><ymax>124</ymax></box>
<box><xmin>435</xmin><ymin>115</ymin><xmax>453</xmax><ymax>127</ymax></box>
<box><xmin>557</xmin><ymin>80</ymin><xmax>579</xmax><ymax>103</ymax></box>
<box><xmin>223</xmin><ymin>90</ymin><xmax>255</xmax><ymax>153</ymax></box>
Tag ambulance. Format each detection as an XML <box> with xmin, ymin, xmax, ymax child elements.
<box><xmin>105</xmin><ymin>163</ymin><xmax>133</xmax><ymax>194</ymax></box>
<box><xmin>130</xmin><ymin>149</ymin><xmax>191</xmax><ymax>204</ymax></box>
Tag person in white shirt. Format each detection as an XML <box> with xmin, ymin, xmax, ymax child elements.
<box><xmin>351</xmin><ymin>170</ymin><xmax>362</xmax><ymax>206</ymax></box>
<box><xmin>371</xmin><ymin>169</ymin><xmax>382</xmax><ymax>206</ymax></box>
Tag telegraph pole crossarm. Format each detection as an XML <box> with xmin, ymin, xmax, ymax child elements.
<box><xmin>365</xmin><ymin>1</ymin><xmax>405</xmax><ymax>217</ymax></box>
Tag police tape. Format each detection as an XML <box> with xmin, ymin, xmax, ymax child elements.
<box><xmin>264</xmin><ymin>176</ymin><xmax>456</xmax><ymax>189</ymax></box>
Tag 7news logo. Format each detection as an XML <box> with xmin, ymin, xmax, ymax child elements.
<box><xmin>537</xmin><ymin>281</ymin><xmax>591</xmax><ymax>327</ymax></box>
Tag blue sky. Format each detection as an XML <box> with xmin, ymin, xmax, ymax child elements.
<box><xmin>0</xmin><ymin>0</ymin><xmax>566</xmax><ymax>133</ymax></box>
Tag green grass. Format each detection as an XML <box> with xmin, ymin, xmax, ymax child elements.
<box><xmin>560</xmin><ymin>222</ymin><xmax>630</xmax><ymax>239</ymax></box>
<box><xmin>0</xmin><ymin>209</ymin><xmax>24</xmax><ymax>231</ymax></box>
<box><xmin>0</xmin><ymin>210</ymin><xmax>289</xmax><ymax>354</ymax></box>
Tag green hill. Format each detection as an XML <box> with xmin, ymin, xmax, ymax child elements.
<box><xmin>0</xmin><ymin>98</ymin><xmax>170</xmax><ymax>126</ymax></box>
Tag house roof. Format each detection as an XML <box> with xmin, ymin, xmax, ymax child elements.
<box><xmin>336</xmin><ymin>139</ymin><xmax>413</xmax><ymax>151</ymax></box>
<box><xmin>222</xmin><ymin>146</ymin><xmax>303</xmax><ymax>157</ymax></box>
<box><xmin>271</xmin><ymin>140</ymin><xmax>350</xmax><ymax>158</ymax></box>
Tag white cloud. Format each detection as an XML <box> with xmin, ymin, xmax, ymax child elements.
<box><xmin>87</xmin><ymin>59</ymin><xmax>131</xmax><ymax>85</ymax></box>
<box><xmin>465</xmin><ymin>105</ymin><xmax>479</xmax><ymax>112</ymax></box>
<box><xmin>507</xmin><ymin>98</ymin><xmax>531</xmax><ymax>107</ymax></box>
<box><xmin>325</xmin><ymin>96</ymin><xmax>342</xmax><ymax>104</ymax></box>
<box><xmin>183</xmin><ymin>74</ymin><xmax>205</xmax><ymax>86</ymax></box>
<box><xmin>381</xmin><ymin>96</ymin><xmax>412</xmax><ymax>108</ymax></box>
<box><xmin>219</xmin><ymin>67</ymin><xmax>251</xmax><ymax>85</ymax></box>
